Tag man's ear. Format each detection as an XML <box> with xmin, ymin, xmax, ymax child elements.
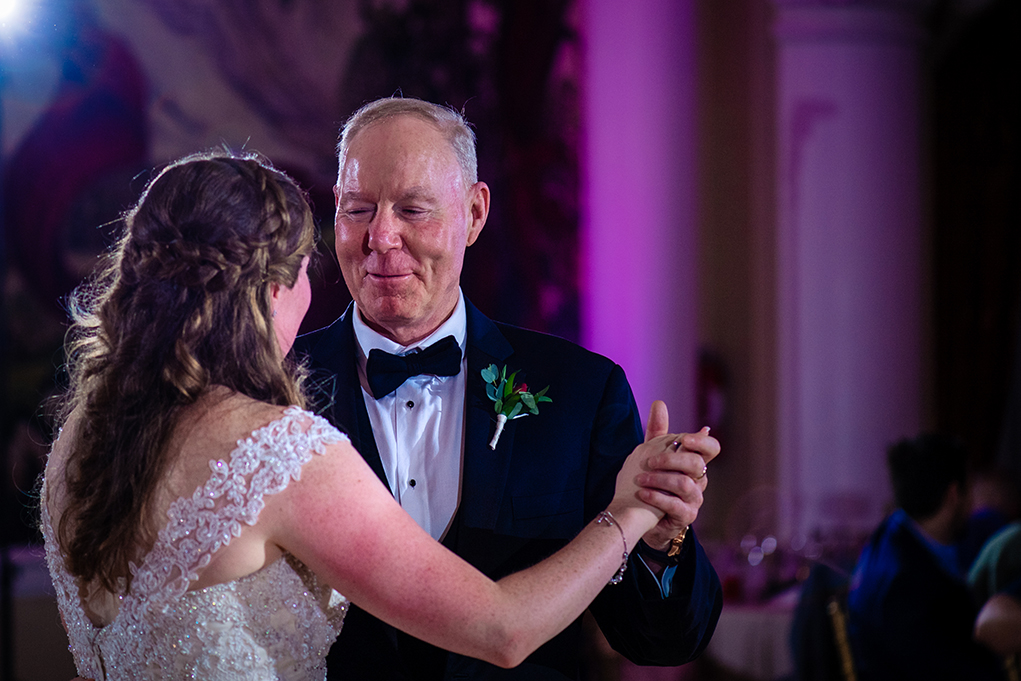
<box><xmin>466</xmin><ymin>181</ymin><xmax>490</xmax><ymax>247</ymax></box>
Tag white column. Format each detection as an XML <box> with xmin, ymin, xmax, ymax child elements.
<box><xmin>772</xmin><ymin>0</ymin><xmax>931</xmax><ymax>540</ymax></box>
<box><xmin>581</xmin><ymin>0</ymin><xmax>699</xmax><ymax>431</ymax></box>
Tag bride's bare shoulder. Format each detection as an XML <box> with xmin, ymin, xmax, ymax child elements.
<box><xmin>159</xmin><ymin>390</ymin><xmax>298</xmax><ymax>489</ymax></box>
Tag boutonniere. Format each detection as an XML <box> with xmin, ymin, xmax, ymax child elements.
<box><xmin>482</xmin><ymin>364</ymin><xmax>552</xmax><ymax>449</ymax></box>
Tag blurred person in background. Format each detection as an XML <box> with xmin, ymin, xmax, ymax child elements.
<box><xmin>846</xmin><ymin>433</ymin><xmax>1004</xmax><ymax>680</ymax></box>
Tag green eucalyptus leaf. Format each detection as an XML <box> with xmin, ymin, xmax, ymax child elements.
<box><xmin>485</xmin><ymin>366</ymin><xmax>551</xmax><ymax>419</ymax></box>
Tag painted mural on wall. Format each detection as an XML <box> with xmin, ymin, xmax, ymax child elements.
<box><xmin>0</xmin><ymin>0</ymin><xmax>581</xmax><ymax>542</ymax></box>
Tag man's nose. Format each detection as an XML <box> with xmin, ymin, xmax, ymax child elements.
<box><xmin>367</xmin><ymin>208</ymin><xmax>402</xmax><ymax>251</ymax></box>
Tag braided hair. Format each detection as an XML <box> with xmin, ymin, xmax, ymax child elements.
<box><xmin>55</xmin><ymin>151</ymin><xmax>316</xmax><ymax>591</ymax></box>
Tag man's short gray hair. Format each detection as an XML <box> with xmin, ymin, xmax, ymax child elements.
<box><xmin>336</xmin><ymin>97</ymin><xmax>478</xmax><ymax>189</ymax></box>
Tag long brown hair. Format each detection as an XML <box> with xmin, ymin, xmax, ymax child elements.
<box><xmin>55</xmin><ymin>151</ymin><xmax>316</xmax><ymax>592</ymax></box>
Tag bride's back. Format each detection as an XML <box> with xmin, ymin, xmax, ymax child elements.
<box><xmin>43</xmin><ymin>389</ymin><xmax>349</xmax><ymax>680</ymax></box>
<box><xmin>48</xmin><ymin>151</ymin><xmax>319</xmax><ymax>622</ymax></box>
<box><xmin>41</xmin><ymin>153</ymin><xmax>348</xmax><ymax>679</ymax></box>
<box><xmin>46</xmin><ymin>390</ymin><xmax>288</xmax><ymax>625</ymax></box>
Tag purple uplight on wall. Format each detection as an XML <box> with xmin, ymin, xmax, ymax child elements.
<box><xmin>581</xmin><ymin>0</ymin><xmax>700</xmax><ymax>431</ymax></box>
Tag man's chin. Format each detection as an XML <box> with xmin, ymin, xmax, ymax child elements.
<box><xmin>358</xmin><ymin>293</ymin><xmax>416</xmax><ymax>319</ymax></box>
<box><xmin>357</xmin><ymin>299</ymin><xmax>426</xmax><ymax>334</ymax></box>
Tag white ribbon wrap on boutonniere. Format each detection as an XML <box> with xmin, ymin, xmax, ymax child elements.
<box><xmin>482</xmin><ymin>364</ymin><xmax>552</xmax><ymax>449</ymax></box>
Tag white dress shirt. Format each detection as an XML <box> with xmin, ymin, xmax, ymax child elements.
<box><xmin>352</xmin><ymin>292</ymin><xmax>467</xmax><ymax>541</ymax></box>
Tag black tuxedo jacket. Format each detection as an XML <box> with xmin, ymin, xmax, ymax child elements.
<box><xmin>293</xmin><ymin>300</ymin><xmax>722</xmax><ymax>680</ymax></box>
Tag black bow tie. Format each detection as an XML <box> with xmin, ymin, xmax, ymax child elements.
<box><xmin>365</xmin><ymin>335</ymin><xmax>462</xmax><ymax>398</ymax></box>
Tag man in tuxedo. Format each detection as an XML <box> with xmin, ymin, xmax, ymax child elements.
<box><xmin>295</xmin><ymin>96</ymin><xmax>722</xmax><ymax>680</ymax></box>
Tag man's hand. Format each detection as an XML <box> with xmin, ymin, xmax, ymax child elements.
<box><xmin>635</xmin><ymin>401</ymin><xmax>720</xmax><ymax>555</ymax></box>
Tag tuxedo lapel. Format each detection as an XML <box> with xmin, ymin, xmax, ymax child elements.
<box><xmin>307</xmin><ymin>299</ymin><xmax>517</xmax><ymax>530</ymax></box>
<box><xmin>461</xmin><ymin>300</ymin><xmax>515</xmax><ymax>531</ymax></box>
<box><xmin>304</xmin><ymin>304</ymin><xmax>388</xmax><ymax>488</ymax></box>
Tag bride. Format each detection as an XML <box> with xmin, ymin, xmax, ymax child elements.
<box><xmin>40</xmin><ymin>151</ymin><xmax>716</xmax><ymax>680</ymax></box>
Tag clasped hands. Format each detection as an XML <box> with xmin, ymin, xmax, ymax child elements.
<box><xmin>632</xmin><ymin>400</ymin><xmax>720</xmax><ymax>554</ymax></box>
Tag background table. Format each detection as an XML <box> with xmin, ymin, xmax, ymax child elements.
<box><xmin>704</xmin><ymin>591</ymin><xmax>798</xmax><ymax>681</ymax></box>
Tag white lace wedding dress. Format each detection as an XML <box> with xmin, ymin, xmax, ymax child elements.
<box><xmin>40</xmin><ymin>407</ymin><xmax>350</xmax><ymax>680</ymax></box>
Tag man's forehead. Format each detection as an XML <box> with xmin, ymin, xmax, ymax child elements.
<box><xmin>339</xmin><ymin>124</ymin><xmax>464</xmax><ymax>193</ymax></box>
<box><xmin>338</xmin><ymin>155</ymin><xmax>454</xmax><ymax>192</ymax></box>
<box><xmin>339</xmin><ymin>184</ymin><xmax>436</xmax><ymax>202</ymax></box>
<box><xmin>348</xmin><ymin>116</ymin><xmax>457</xmax><ymax>165</ymax></box>
<box><xmin>350</xmin><ymin>115</ymin><xmax>443</xmax><ymax>150</ymax></box>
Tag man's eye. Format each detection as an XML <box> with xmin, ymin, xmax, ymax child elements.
<box><xmin>343</xmin><ymin>207</ymin><xmax>373</xmax><ymax>219</ymax></box>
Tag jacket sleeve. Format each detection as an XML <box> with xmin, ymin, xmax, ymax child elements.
<box><xmin>584</xmin><ymin>364</ymin><xmax>723</xmax><ymax>666</ymax></box>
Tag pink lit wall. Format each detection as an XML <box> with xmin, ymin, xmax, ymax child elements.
<box><xmin>581</xmin><ymin>0</ymin><xmax>700</xmax><ymax>432</ymax></box>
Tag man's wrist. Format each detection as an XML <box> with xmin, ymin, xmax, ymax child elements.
<box><xmin>636</xmin><ymin>526</ymin><xmax>689</xmax><ymax>567</ymax></box>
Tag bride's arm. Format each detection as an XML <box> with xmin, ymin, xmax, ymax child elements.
<box><xmin>264</xmin><ymin>422</ymin><xmax>675</xmax><ymax>668</ymax></box>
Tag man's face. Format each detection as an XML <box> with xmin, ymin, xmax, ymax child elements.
<box><xmin>334</xmin><ymin>115</ymin><xmax>488</xmax><ymax>345</ymax></box>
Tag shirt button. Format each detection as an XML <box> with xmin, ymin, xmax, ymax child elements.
<box><xmin>409</xmin><ymin>479</ymin><xmax>417</xmax><ymax>488</ymax></box>
<box><xmin>406</xmin><ymin>400</ymin><xmax>415</xmax><ymax>408</ymax></box>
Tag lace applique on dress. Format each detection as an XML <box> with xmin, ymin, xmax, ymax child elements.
<box><xmin>41</xmin><ymin>406</ymin><xmax>350</xmax><ymax>680</ymax></box>
<box><xmin>42</xmin><ymin>492</ymin><xmax>103</xmax><ymax>680</ymax></box>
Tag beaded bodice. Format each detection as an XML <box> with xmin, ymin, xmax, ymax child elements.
<box><xmin>41</xmin><ymin>407</ymin><xmax>350</xmax><ymax>680</ymax></box>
